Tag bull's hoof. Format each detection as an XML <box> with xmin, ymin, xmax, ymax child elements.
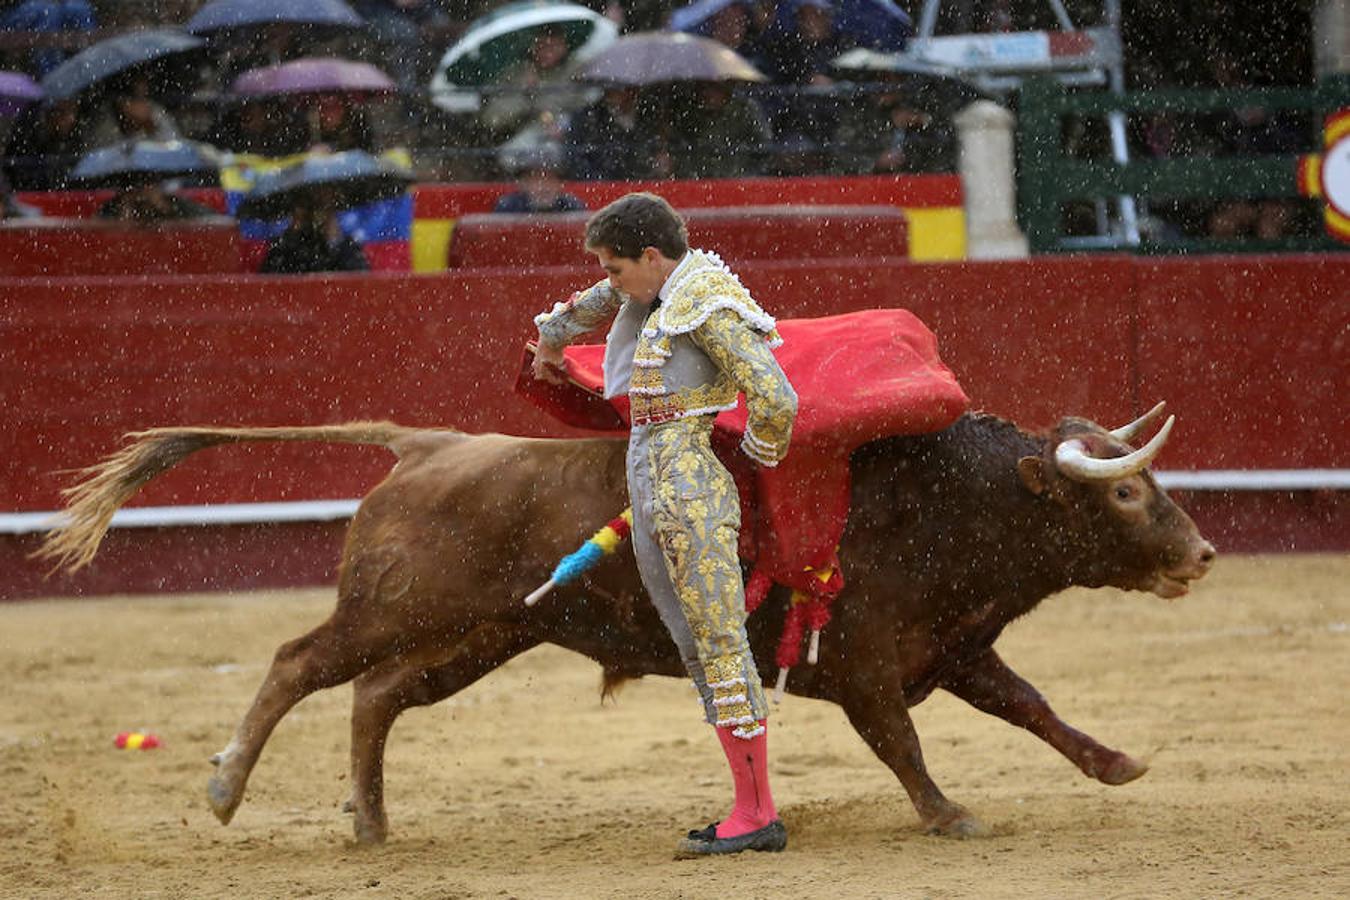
<box><xmin>341</xmin><ymin>796</ymin><xmax>355</xmax><ymax>814</ymax></box>
<box><xmin>353</xmin><ymin>811</ymin><xmax>389</xmax><ymax>845</ymax></box>
<box><xmin>924</xmin><ymin>808</ymin><xmax>989</xmax><ymax>839</ymax></box>
<box><xmin>1097</xmin><ymin>753</ymin><xmax>1149</xmax><ymax>786</ymax></box>
<box><xmin>206</xmin><ymin>773</ymin><xmax>244</xmax><ymax>825</ymax></box>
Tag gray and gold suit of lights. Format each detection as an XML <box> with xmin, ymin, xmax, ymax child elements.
<box><xmin>535</xmin><ymin>250</ymin><xmax>798</xmax><ymax>737</ymax></box>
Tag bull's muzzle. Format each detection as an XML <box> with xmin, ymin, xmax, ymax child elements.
<box><xmin>1149</xmin><ymin>536</ymin><xmax>1217</xmax><ymax>598</ymax></box>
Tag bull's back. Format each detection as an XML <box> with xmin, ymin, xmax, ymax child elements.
<box><xmin>340</xmin><ymin>431</ymin><xmax>631</xmax><ymax>606</ymax></box>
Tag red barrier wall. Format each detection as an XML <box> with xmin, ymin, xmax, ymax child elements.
<box><xmin>1134</xmin><ymin>255</ymin><xmax>1347</xmax><ymax>470</ymax></box>
<box><xmin>15</xmin><ymin>188</ymin><xmax>227</xmax><ymax>218</ymax></box>
<box><xmin>2</xmin><ymin>253</ymin><xmax>1345</xmax><ymax>599</ymax></box>
<box><xmin>16</xmin><ymin>175</ymin><xmax>961</xmax><ymax>221</ymax></box>
<box><xmin>447</xmin><ymin>206</ymin><xmax>909</xmax><ymax>269</ymax></box>
<box><xmin>414</xmin><ymin>174</ymin><xmax>963</xmax><ymax>219</ymax></box>
<box><xmin>0</xmin><ymin>218</ymin><xmax>243</xmax><ymax>276</ymax></box>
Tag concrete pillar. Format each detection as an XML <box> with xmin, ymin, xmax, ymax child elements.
<box><xmin>954</xmin><ymin>100</ymin><xmax>1029</xmax><ymax>259</ymax></box>
<box><xmin>1315</xmin><ymin>0</ymin><xmax>1350</xmax><ymax>77</ymax></box>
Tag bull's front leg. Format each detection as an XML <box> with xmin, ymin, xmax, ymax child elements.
<box><xmin>940</xmin><ymin>648</ymin><xmax>1148</xmax><ymax>786</ymax></box>
<box><xmin>835</xmin><ymin>646</ymin><xmax>988</xmax><ymax>838</ymax></box>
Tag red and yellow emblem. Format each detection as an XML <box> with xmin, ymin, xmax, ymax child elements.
<box><xmin>1296</xmin><ymin>108</ymin><xmax>1350</xmax><ymax>241</ymax></box>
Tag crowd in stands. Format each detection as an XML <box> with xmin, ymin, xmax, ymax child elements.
<box><xmin>0</xmin><ymin>0</ymin><xmax>1325</xmax><ymax>255</ymax></box>
<box><xmin>0</xmin><ymin>0</ymin><xmax>959</xmax><ymax>200</ymax></box>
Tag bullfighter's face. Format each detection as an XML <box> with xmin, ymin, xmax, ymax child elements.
<box><xmin>593</xmin><ymin>246</ymin><xmax>669</xmax><ymax>305</ymax></box>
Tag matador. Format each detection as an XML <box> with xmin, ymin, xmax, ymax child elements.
<box><xmin>532</xmin><ymin>193</ymin><xmax>798</xmax><ymax>857</ymax></box>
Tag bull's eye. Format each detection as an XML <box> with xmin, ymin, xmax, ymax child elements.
<box><xmin>1115</xmin><ymin>484</ymin><xmax>1134</xmax><ymax>501</ymax></box>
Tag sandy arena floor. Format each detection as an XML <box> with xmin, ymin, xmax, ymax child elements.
<box><xmin>1</xmin><ymin>554</ymin><xmax>1346</xmax><ymax>899</ymax></box>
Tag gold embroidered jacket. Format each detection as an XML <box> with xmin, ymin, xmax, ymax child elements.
<box><xmin>535</xmin><ymin>249</ymin><xmax>797</xmax><ymax>465</ymax></box>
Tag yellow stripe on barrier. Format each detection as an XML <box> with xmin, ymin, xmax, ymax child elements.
<box><xmin>902</xmin><ymin>206</ymin><xmax>966</xmax><ymax>261</ymax></box>
<box><xmin>412</xmin><ymin>218</ymin><xmax>455</xmax><ymax>273</ymax></box>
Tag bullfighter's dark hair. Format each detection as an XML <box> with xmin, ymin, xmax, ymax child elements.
<box><xmin>584</xmin><ymin>192</ymin><xmax>688</xmax><ymax>260</ymax></box>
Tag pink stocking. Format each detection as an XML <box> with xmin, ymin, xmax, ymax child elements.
<box><xmin>714</xmin><ymin>720</ymin><xmax>777</xmax><ymax>838</ymax></box>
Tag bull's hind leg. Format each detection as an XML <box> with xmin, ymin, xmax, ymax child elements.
<box><xmin>941</xmin><ymin>648</ymin><xmax>1148</xmax><ymax>785</ymax></box>
<box><xmin>346</xmin><ymin>623</ymin><xmax>537</xmax><ymax>844</ymax></box>
<box><xmin>207</xmin><ymin>611</ymin><xmax>408</xmax><ymax>826</ymax></box>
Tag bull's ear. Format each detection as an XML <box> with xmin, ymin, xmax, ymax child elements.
<box><xmin>1017</xmin><ymin>455</ymin><xmax>1048</xmax><ymax>495</ymax></box>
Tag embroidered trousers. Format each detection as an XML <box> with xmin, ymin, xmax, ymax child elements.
<box><xmin>627</xmin><ymin>415</ymin><xmax>769</xmax><ymax>734</ymax></box>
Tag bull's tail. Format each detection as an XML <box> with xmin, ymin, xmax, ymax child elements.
<box><xmin>36</xmin><ymin>421</ymin><xmax>433</xmax><ymax>574</ymax></box>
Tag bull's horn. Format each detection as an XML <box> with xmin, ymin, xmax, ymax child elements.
<box><xmin>1110</xmin><ymin>401</ymin><xmax>1167</xmax><ymax>443</ymax></box>
<box><xmin>1056</xmin><ymin>415</ymin><xmax>1175</xmax><ymax>482</ymax></box>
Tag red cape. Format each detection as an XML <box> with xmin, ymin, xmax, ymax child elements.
<box><xmin>517</xmin><ymin>308</ymin><xmax>968</xmax><ymax>597</ymax></box>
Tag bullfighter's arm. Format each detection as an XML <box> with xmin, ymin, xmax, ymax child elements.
<box><xmin>533</xmin><ymin>279</ymin><xmax>623</xmax><ymax>349</ymax></box>
<box><xmin>691</xmin><ymin>308</ymin><xmax>798</xmax><ymax>467</ymax></box>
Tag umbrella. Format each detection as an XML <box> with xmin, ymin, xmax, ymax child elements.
<box><xmin>576</xmin><ymin>32</ymin><xmax>765</xmax><ymax>85</ymax></box>
<box><xmin>430</xmin><ymin>0</ymin><xmax>616</xmax><ymax>111</ymax></box>
<box><xmin>40</xmin><ymin>28</ymin><xmax>205</xmax><ymax>102</ymax></box>
<box><xmin>237</xmin><ymin>150</ymin><xmax>413</xmax><ymax>220</ymax></box>
<box><xmin>668</xmin><ymin>0</ymin><xmax>749</xmax><ymax>35</ymax></box>
<box><xmin>231</xmin><ymin>57</ymin><xmax>396</xmax><ymax>98</ymax></box>
<box><xmin>831</xmin><ymin>47</ymin><xmax>982</xmax><ymax>112</ymax></box>
<box><xmin>70</xmin><ymin>139</ymin><xmax>221</xmax><ymax>188</ymax></box>
<box><xmin>0</xmin><ymin>71</ymin><xmax>43</xmax><ymax>118</ymax></box>
<box><xmin>831</xmin><ymin>48</ymin><xmax>985</xmax><ymax>112</ymax></box>
<box><xmin>771</xmin><ymin>0</ymin><xmax>912</xmax><ymax>52</ymax></box>
<box><xmin>186</xmin><ymin>0</ymin><xmax>365</xmax><ymax>36</ymax></box>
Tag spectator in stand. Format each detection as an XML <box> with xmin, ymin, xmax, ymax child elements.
<box><xmin>479</xmin><ymin>25</ymin><xmax>591</xmax><ymax>145</ymax></box>
<box><xmin>310</xmin><ymin>95</ymin><xmax>376</xmax><ymax>153</ymax></box>
<box><xmin>98</xmin><ymin>181</ymin><xmax>217</xmax><ymax>223</ymax></box>
<box><xmin>0</xmin><ymin>0</ymin><xmax>96</xmax><ymax>77</ymax></box>
<box><xmin>758</xmin><ymin>0</ymin><xmax>847</xmax><ymax>164</ymax></box>
<box><xmin>259</xmin><ymin>188</ymin><xmax>370</xmax><ymax>274</ymax></box>
<box><xmin>89</xmin><ymin>76</ymin><xmax>182</xmax><ymax>146</ymax></box>
<box><xmin>215</xmin><ymin>23</ymin><xmax>311</xmax><ymax>87</ymax></box>
<box><xmin>494</xmin><ymin>142</ymin><xmax>585</xmax><ymax>213</ymax></box>
<box><xmin>831</xmin><ymin>80</ymin><xmax>957</xmax><ymax>175</ymax></box>
<box><xmin>614</xmin><ymin>0</ymin><xmax>678</xmax><ymax>32</ymax></box>
<box><xmin>697</xmin><ymin>0</ymin><xmax>770</xmax><ymax>72</ymax></box>
<box><xmin>2</xmin><ymin>97</ymin><xmax>88</xmax><ymax>189</ymax></box>
<box><xmin>1203</xmin><ymin>51</ymin><xmax>1306</xmax><ymax>240</ymax></box>
<box><xmin>204</xmin><ymin>98</ymin><xmax>309</xmax><ymax>157</ymax></box>
<box><xmin>351</xmin><ymin>0</ymin><xmax>451</xmax><ymax>94</ymax></box>
<box><xmin>761</xmin><ymin>0</ymin><xmax>845</xmax><ymax>86</ymax></box>
<box><xmin>668</xmin><ymin>82</ymin><xmax>770</xmax><ymax>179</ymax></box>
<box><xmin>563</xmin><ymin>86</ymin><xmax>659</xmax><ymax>181</ymax></box>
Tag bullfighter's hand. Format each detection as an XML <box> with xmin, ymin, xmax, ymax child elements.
<box><xmin>532</xmin><ymin>341</ymin><xmax>567</xmax><ymax>384</ymax></box>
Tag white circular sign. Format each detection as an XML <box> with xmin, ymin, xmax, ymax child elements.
<box><xmin>1322</xmin><ymin>131</ymin><xmax>1350</xmax><ymax>218</ymax></box>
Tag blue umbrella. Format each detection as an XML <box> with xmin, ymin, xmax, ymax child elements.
<box><xmin>668</xmin><ymin>0</ymin><xmax>747</xmax><ymax>35</ymax></box>
<box><xmin>674</xmin><ymin>0</ymin><xmax>912</xmax><ymax>52</ymax></box>
<box><xmin>237</xmin><ymin>150</ymin><xmax>412</xmax><ymax>220</ymax></box>
<box><xmin>831</xmin><ymin>0</ymin><xmax>913</xmax><ymax>51</ymax></box>
<box><xmin>71</xmin><ymin>139</ymin><xmax>221</xmax><ymax>188</ymax></box>
<box><xmin>187</xmin><ymin>0</ymin><xmax>365</xmax><ymax>36</ymax></box>
<box><xmin>0</xmin><ymin>71</ymin><xmax>43</xmax><ymax>118</ymax></box>
<box><xmin>40</xmin><ymin>28</ymin><xmax>205</xmax><ymax>101</ymax></box>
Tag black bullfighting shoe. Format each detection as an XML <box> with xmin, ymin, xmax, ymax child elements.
<box><xmin>673</xmin><ymin>820</ymin><xmax>788</xmax><ymax>859</ymax></box>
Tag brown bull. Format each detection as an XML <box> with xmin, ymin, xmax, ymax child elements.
<box><xmin>39</xmin><ymin>404</ymin><xmax>1215</xmax><ymax>845</ymax></box>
